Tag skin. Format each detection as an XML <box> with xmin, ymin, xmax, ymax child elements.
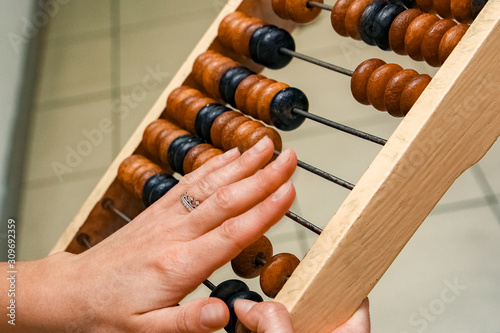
<box><xmin>1</xmin><ymin>137</ymin><xmax>370</xmax><ymax>332</ymax></box>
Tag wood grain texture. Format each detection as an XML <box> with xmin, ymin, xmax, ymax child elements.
<box><xmin>275</xmin><ymin>1</ymin><xmax>500</xmax><ymax>331</ymax></box>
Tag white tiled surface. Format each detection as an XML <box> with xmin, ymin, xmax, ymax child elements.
<box><xmin>19</xmin><ymin>1</ymin><xmax>499</xmax><ymax>332</ymax></box>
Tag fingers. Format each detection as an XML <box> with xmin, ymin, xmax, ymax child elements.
<box><xmin>189</xmin><ymin>180</ymin><xmax>296</xmax><ymax>276</ymax></box>
<box><xmin>332</xmin><ymin>298</ymin><xmax>371</xmax><ymax>333</ymax></box>
<box><xmin>139</xmin><ymin>298</ymin><xmax>229</xmax><ymax>333</ymax></box>
<box><xmin>234</xmin><ymin>300</ymin><xmax>294</xmax><ymax>333</ymax></box>
<box><xmin>184</xmin><ymin>147</ymin><xmax>297</xmax><ymax>238</ymax></box>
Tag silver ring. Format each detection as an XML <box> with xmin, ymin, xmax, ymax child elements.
<box><xmin>180</xmin><ymin>192</ymin><xmax>200</xmax><ymax>212</ymax></box>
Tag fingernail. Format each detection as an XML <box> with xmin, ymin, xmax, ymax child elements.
<box><xmin>272</xmin><ymin>149</ymin><xmax>291</xmax><ymax>169</ymax></box>
<box><xmin>234</xmin><ymin>299</ymin><xmax>257</xmax><ymax>315</ymax></box>
<box><xmin>250</xmin><ymin>136</ymin><xmax>269</xmax><ymax>155</ymax></box>
<box><xmin>200</xmin><ymin>302</ymin><xmax>227</xmax><ymax>329</ymax></box>
<box><xmin>272</xmin><ymin>181</ymin><xmax>292</xmax><ymax>201</ymax></box>
<box><xmin>222</xmin><ymin>147</ymin><xmax>240</xmax><ymax>160</ymax></box>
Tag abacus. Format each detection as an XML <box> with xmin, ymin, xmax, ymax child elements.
<box><xmin>51</xmin><ymin>0</ymin><xmax>500</xmax><ymax>332</ymax></box>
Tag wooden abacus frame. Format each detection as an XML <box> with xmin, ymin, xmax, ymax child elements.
<box><xmin>51</xmin><ymin>0</ymin><xmax>500</xmax><ymax>332</ymax></box>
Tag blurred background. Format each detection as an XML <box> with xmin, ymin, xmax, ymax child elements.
<box><xmin>0</xmin><ymin>0</ymin><xmax>499</xmax><ymax>332</ymax></box>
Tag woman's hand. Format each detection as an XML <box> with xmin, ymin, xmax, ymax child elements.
<box><xmin>16</xmin><ymin>137</ymin><xmax>298</xmax><ymax>333</ymax></box>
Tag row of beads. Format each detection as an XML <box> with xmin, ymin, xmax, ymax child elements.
<box><xmin>272</xmin><ymin>0</ymin><xmax>324</xmax><ymax>23</ymax></box>
<box><xmin>117</xmin><ymin>150</ymin><xmax>299</xmax><ymax>299</ymax></box>
<box><xmin>332</xmin><ymin>0</ymin><xmax>469</xmax><ymax>65</ymax></box>
<box><xmin>192</xmin><ymin>51</ymin><xmax>309</xmax><ymax>131</ymax></box>
<box><xmin>218</xmin><ymin>12</ymin><xmax>295</xmax><ymax>69</ymax></box>
<box><xmin>165</xmin><ymin>86</ymin><xmax>283</xmax><ymax>152</ymax></box>
<box><xmin>351</xmin><ymin>58</ymin><xmax>431</xmax><ymax>116</ymax></box>
<box><xmin>413</xmin><ymin>0</ymin><xmax>487</xmax><ymax>23</ymax></box>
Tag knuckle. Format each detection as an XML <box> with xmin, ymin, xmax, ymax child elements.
<box><xmin>196</xmin><ymin>176</ymin><xmax>216</xmax><ymax>198</ymax></box>
<box><xmin>214</xmin><ymin>186</ymin><xmax>233</xmax><ymax>207</ymax></box>
<box><xmin>175</xmin><ymin>305</ymin><xmax>191</xmax><ymax>333</ymax></box>
<box><xmin>219</xmin><ymin>221</ymin><xmax>245</xmax><ymax>252</ymax></box>
<box><xmin>178</xmin><ymin>172</ymin><xmax>196</xmax><ymax>188</ymax></box>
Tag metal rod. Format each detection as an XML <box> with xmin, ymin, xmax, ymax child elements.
<box><xmin>77</xmin><ymin>233</ymin><xmax>93</xmax><ymax>250</ymax></box>
<box><xmin>286</xmin><ymin>211</ymin><xmax>323</xmax><ymax>235</ymax></box>
<box><xmin>307</xmin><ymin>1</ymin><xmax>334</xmax><ymax>11</ymax></box>
<box><xmin>203</xmin><ymin>280</ymin><xmax>216</xmax><ymax>291</ymax></box>
<box><xmin>102</xmin><ymin>198</ymin><xmax>133</xmax><ymax>223</ymax></box>
<box><xmin>292</xmin><ymin>108</ymin><xmax>388</xmax><ymax>146</ymax></box>
<box><xmin>279</xmin><ymin>48</ymin><xmax>353</xmax><ymax>77</ymax></box>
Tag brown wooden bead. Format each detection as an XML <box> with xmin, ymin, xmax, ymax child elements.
<box><xmin>345</xmin><ymin>0</ymin><xmax>373</xmax><ymax>40</ymax></box>
<box><xmin>272</xmin><ymin>0</ymin><xmax>290</xmax><ymax>19</ymax></box>
<box><xmin>400</xmin><ymin>74</ymin><xmax>432</xmax><ymax>115</ymax></box>
<box><xmin>183</xmin><ymin>143</ymin><xmax>212</xmax><ymax>175</ymax></box>
<box><xmin>221</xmin><ymin>116</ymin><xmax>251</xmax><ymax>151</ymax></box>
<box><xmin>450</xmin><ymin>0</ymin><xmax>472</xmax><ymax>23</ymax></box>
<box><xmin>231</xmin><ymin>121</ymin><xmax>264</xmax><ymax>153</ymax></box>
<box><xmin>192</xmin><ymin>51</ymin><xmax>217</xmax><ymax>86</ymax></box>
<box><xmin>231</xmin><ymin>236</ymin><xmax>273</xmax><ymax>279</ymax></box>
<box><xmin>192</xmin><ymin>148</ymin><xmax>223</xmax><ymax>171</ymax></box>
<box><xmin>366</xmin><ymin>64</ymin><xmax>403</xmax><ymax>111</ymax></box>
<box><xmin>235</xmin><ymin>74</ymin><xmax>265</xmax><ymax>112</ymax></box>
<box><xmin>210</xmin><ymin>111</ymin><xmax>241</xmax><ymax>149</ymax></box>
<box><xmin>421</xmin><ymin>19</ymin><xmax>457</xmax><ymax>67</ymax></box>
<box><xmin>184</xmin><ymin>97</ymin><xmax>216</xmax><ymax>134</ymax></box>
<box><xmin>258</xmin><ymin>82</ymin><xmax>290</xmax><ymax>124</ymax></box>
<box><xmin>384</xmin><ymin>69</ymin><xmax>419</xmax><ymax>117</ymax></box>
<box><xmin>260</xmin><ymin>253</ymin><xmax>300</xmax><ymax>298</ymax></box>
<box><xmin>331</xmin><ymin>0</ymin><xmax>354</xmax><ymax>37</ymax></box>
<box><xmin>433</xmin><ymin>0</ymin><xmax>452</xmax><ymax>18</ymax></box>
<box><xmin>242</xmin><ymin>126</ymin><xmax>283</xmax><ymax>153</ymax></box>
<box><xmin>405</xmin><ymin>14</ymin><xmax>440</xmax><ymax>61</ymax></box>
<box><xmin>143</xmin><ymin>120</ymin><xmax>174</xmax><ymax>156</ymax></box>
<box><xmin>351</xmin><ymin>58</ymin><xmax>386</xmax><ymax>105</ymax></box>
<box><xmin>245</xmin><ymin>78</ymin><xmax>277</xmax><ymax>118</ymax></box>
<box><xmin>234</xmin><ymin>18</ymin><xmax>265</xmax><ymax>57</ymax></box>
<box><xmin>415</xmin><ymin>0</ymin><xmax>434</xmax><ymax>12</ymax></box>
<box><xmin>202</xmin><ymin>57</ymin><xmax>229</xmax><ymax>99</ymax></box>
<box><xmin>286</xmin><ymin>0</ymin><xmax>323</xmax><ymax>24</ymax></box>
<box><xmin>132</xmin><ymin>164</ymin><xmax>159</xmax><ymax>199</ymax></box>
<box><xmin>169</xmin><ymin>88</ymin><xmax>203</xmax><ymax>125</ymax></box>
<box><xmin>218</xmin><ymin>12</ymin><xmax>247</xmax><ymax>50</ymax></box>
<box><xmin>158</xmin><ymin>129</ymin><xmax>190</xmax><ymax>165</ymax></box>
<box><xmin>389</xmin><ymin>9</ymin><xmax>423</xmax><ymax>55</ymax></box>
<box><xmin>439</xmin><ymin>24</ymin><xmax>468</xmax><ymax>64</ymax></box>
<box><xmin>166</xmin><ymin>86</ymin><xmax>189</xmax><ymax>112</ymax></box>
<box><xmin>118</xmin><ymin>155</ymin><xmax>147</xmax><ymax>194</ymax></box>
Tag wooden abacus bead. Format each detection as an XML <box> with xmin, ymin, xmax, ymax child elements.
<box><xmin>372</xmin><ymin>3</ymin><xmax>406</xmax><ymax>50</ymax></box>
<box><xmin>272</xmin><ymin>0</ymin><xmax>290</xmax><ymax>19</ymax></box>
<box><xmin>384</xmin><ymin>68</ymin><xmax>419</xmax><ymax>117</ymax></box>
<box><xmin>400</xmin><ymin>74</ymin><xmax>432</xmax><ymax>114</ymax></box>
<box><xmin>192</xmin><ymin>148</ymin><xmax>223</xmax><ymax>171</ymax></box>
<box><xmin>258</xmin><ymin>82</ymin><xmax>290</xmax><ymax>124</ymax></box>
<box><xmin>210</xmin><ymin>279</ymin><xmax>249</xmax><ymax>304</ymax></box>
<box><xmin>191</xmin><ymin>51</ymin><xmax>218</xmax><ymax>88</ymax></box>
<box><xmin>438</xmin><ymin>24</ymin><xmax>469</xmax><ymax>64</ymax></box>
<box><xmin>226</xmin><ymin>291</ymin><xmax>263</xmax><ymax>333</ymax></box>
<box><xmin>249</xmin><ymin>25</ymin><xmax>295</xmax><ymax>69</ymax></box>
<box><xmin>235</xmin><ymin>74</ymin><xmax>266</xmax><ymax>112</ymax></box>
<box><xmin>450</xmin><ymin>0</ymin><xmax>473</xmax><ymax>23</ymax></box>
<box><xmin>158</xmin><ymin>128</ymin><xmax>190</xmax><ymax>165</ymax></box>
<box><xmin>195</xmin><ymin>103</ymin><xmax>231</xmax><ymax>143</ymax></box>
<box><xmin>168</xmin><ymin>134</ymin><xmax>206</xmax><ymax>175</ymax></box>
<box><xmin>183</xmin><ymin>143</ymin><xmax>212</xmax><ymax>175</ymax></box>
<box><xmin>286</xmin><ymin>0</ymin><xmax>324</xmax><ymax>23</ymax></box>
<box><xmin>221</xmin><ymin>116</ymin><xmax>251</xmax><ymax>151</ymax></box>
<box><xmin>117</xmin><ymin>155</ymin><xmax>151</xmax><ymax>196</ymax></box>
<box><xmin>234</xmin><ymin>18</ymin><xmax>266</xmax><ymax>57</ymax></box>
<box><xmin>231</xmin><ymin>236</ymin><xmax>273</xmax><ymax>278</ymax></box>
<box><xmin>432</xmin><ymin>0</ymin><xmax>452</xmax><ymax>18</ymax></box>
<box><xmin>260</xmin><ymin>253</ymin><xmax>300</xmax><ymax>298</ymax></box>
<box><xmin>389</xmin><ymin>9</ymin><xmax>423</xmax><ymax>55</ymax></box>
<box><xmin>203</xmin><ymin>57</ymin><xmax>239</xmax><ymax>99</ymax></box>
<box><xmin>142</xmin><ymin>173</ymin><xmax>178</xmax><ymax>206</ymax></box>
<box><xmin>184</xmin><ymin>96</ymin><xmax>217</xmax><ymax>134</ymax></box>
<box><xmin>351</xmin><ymin>58</ymin><xmax>387</xmax><ymax>105</ymax></box>
<box><xmin>166</xmin><ymin>86</ymin><xmax>203</xmax><ymax>126</ymax></box>
<box><xmin>241</xmin><ymin>126</ymin><xmax>283</xmax><ymax>152</ymax></box>
<box><xmin>367</xmin><ymin>63</ymin><xmax>404</xmax><ymax>111</ymax></box>
<box><xmin>211</xmin><ymin>111</ymin><xmax>241</xmax><ymax>148</ymax></box>
<box><xmin>219</xmin><ymin>66</ymin><xmax>255</xmax><ymax>107</ymax></box>
<box><xmin>404</xmin><ymin>13</ymin><xmax>440</xmax><ymax>61</ymax></box>
<box><xmin>359</xmin><ymin>0</ymin><xmax>388</xmax><ymax>46</ymax></box>
<box><xmin>331</xmin><ymin>0</ymin><xmax>354</xmax><ymax>37</ymax></box>
<box><xmin>244</xmin><ymin>78</ymin><xmax>277</xmax><ymax>119</ymax></box>
<box><xmin>415</xmin><ymin>0</ymin><xmax>434</xmax><ymax>12</ymax></box>
<box><xmin>270</xmin><ymin>87</ymin><xmax>309</xmax><ymax>131</ymax></box>
<box><xmin>218</xmin><ymin>11</ymin><xmax>247</xmax><ymax>50</ymax></box>
<box><xmin>421</xmin><ymin>19</ymin><xmax>457</xmax><ymax>66</ymax></box>
<box><xmin>142</xmin><ymin>120</ymin><xmax>177</xmax><ymax>159</ymax></box>
<box><xmin>345</xmin><ymin>0</ymin><xmax>373</xmax><ymax>40</ymax></box>
<box><xmin>230</xmin><ymin>120</ymin><xmax>265</xmax><ymax>152</ymax></box>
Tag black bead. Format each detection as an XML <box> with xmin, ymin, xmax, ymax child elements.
<box><xmin>225</xmin><ymin>291</ymin><xmax>263</xmax><ymax>333</ymax></box>
<box><xmin>372</xmin><ymin>4</ymin><xmax>405</xmax><ymax>50</ymax></box>
<box><xmin>195</xmin><ymin>103</ymin><xmax>230</xmax><ymax>143</ymax></box>
<box><xmin>169</xmin><ymin>135</ymin><xmax>205</xmax><ymax>175</ymax></box>
<box><xmin>359</xmin><ymin>0</ymin><xmax>388</xmax><ymax>46</ymax></box>
<box><xmin>269</xmin><ymin>87</ymin><xmax>308</xmax><ymax>131</ymax></box>
<box><xmin>471</xmin><ymin>0</ymin><xmax>487</xmax><ymax>18</ymax></box>
<box><xmin>143</xmin><ymin>174</ymin><xmax>179</xmax><ymax>206</ymax></box>
<box><xmin>219</xmin><ymin>66</ymin><xmax>254</xmax><ymax>107</ymax></box>
<box><xmin>210</xmin><ymin>280</ymin><xmax>249</xmax><ymax>304</ymax></box>
<box><xmin>249</xmin><ymin>25</ymin><xmax>295</xmax><ymax>69</ymax></box>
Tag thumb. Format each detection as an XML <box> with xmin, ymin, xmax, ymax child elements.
<box><xmin>235</xmin><ymin>299</ymin><xmax>294</xmax><ymax>333</ymax></box>
<box><xmin>140</xmin><ymin>298</ymin><xmax>229</xmax><ymax>333</ymax></box>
